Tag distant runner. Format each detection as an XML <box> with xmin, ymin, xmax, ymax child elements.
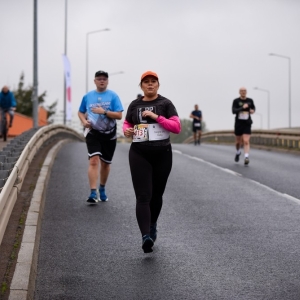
<box><xmin>190</xmin><ymin>104</ymin><xmax>202</xmax><ymax>145</ymax></box>
<box><xmin>232</xmin><ymin>87</ymin><xmax>256</xmax><ymax>165</ymax></box>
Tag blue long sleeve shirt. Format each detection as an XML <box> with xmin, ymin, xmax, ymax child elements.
<box><xmin>0</xmin><ymin>91</ymin><xmax>17</xmax><ymax>109</ymax></box>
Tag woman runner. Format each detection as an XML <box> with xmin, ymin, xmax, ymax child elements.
<box><xmin>123</xmin><ymin>71</ymin><xmax>181</xmax><ymax>253</ymax></box>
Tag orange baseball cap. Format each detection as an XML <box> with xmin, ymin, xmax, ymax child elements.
<box><xmin>140</xmin><ymin>71</ymin><xmax>159</xmax><ymax>81</ymax></box>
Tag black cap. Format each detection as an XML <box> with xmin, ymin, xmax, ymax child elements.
<box><xmin>95</xmin><ymin>70</ymin><xmax>109</xmax><ymax>78</ymax></box>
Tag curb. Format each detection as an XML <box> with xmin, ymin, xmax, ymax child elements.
<box><xmin>8</xmin><ymin>140</ymin><xmax>70</xmax><ymax>300</ymax></box>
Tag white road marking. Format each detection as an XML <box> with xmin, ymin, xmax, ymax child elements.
<box><xmin>283</xmin><ymin>193</ymin><xmax>300</xmax><ymax>204</ymax></box>
<box><xmin>173</xmin><ymin>149</ymin><xmax>300</xmax><ymax>204</ymax></box>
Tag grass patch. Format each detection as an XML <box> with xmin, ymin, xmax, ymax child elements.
<box><xmin>0</xmin><ymin>210</ymin><xmax>27</xmax><ymax>298</ymax></box>
<box><xmin>1</xmin><ymin>281</ymin><xmax>7</xmax><ymax>295</ymax></box>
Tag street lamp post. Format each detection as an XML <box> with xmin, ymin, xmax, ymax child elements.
<box><xmin>253</xmin><ymin>87</ymin><xmax>270</xmax><ymax>129</ymax></box>
<box><xmin>86</xmin><ymin>28</ymin><xmax>110</xmax><ymax>93</ymax></box>
<box><xmin>32</xmin><ymin>0</ymin><xmax>38</xmax><ymax>129</ymax></box>
<box><xmin>269</xmin><ymin>53</ymin><xmax>291</xmax><ymax>128</ymax></box>
<box><xmin>63</xmin><ymin>0</ymin><xmax>68</xmax><ymax>125</ymax></box>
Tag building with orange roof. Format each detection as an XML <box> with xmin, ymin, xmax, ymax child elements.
<box><xmin>7</xmin><ymin>106</ymin><xmax>48</xmax><ymax>137</ymax></box>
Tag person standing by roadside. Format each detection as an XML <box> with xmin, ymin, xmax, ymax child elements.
<box><xmin>0</xmin><ymin>85</ymin><xmax>17</xmax><ymax>128</ymax></box>
<box><xmin>78</xmin><ymin>70</ymin><xmax>123</xmax><ymax>204</ymax></box>
<box><xmin>190</xmin><ymin>104</ymin><xmax>202</xmax><ymax>145</ymax></box>
<box><xmin>123</xmin><ymin>71</ymin><xmax>181</xmax><ymax>253</ymax></box>
<box><xmin>232</xmin><ymin>87</ymin><xmax>255</xmax><ymax>165</ymax></box>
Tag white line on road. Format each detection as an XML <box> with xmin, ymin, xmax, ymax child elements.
<box><xmin>283</xmin><ymin>193</ymin><xmax>300</xmax><ymax>204</ymax></box>
<box><xmin>173</xmin><ymin>149</ymin><xmax>300</xmax><ymax>204</ymax></box>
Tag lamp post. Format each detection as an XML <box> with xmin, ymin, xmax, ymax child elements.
<box><xmin>86</xmin><ymin>28</ymin><xmax>110</xmax><ymax>93</ymax></box>
<box><xmin>253</xmin><ymin>87</ymin><xmax>270</xmax><ymax>129</ymax></box>
<box><xmin>63</xmin><ymin>0</ymin><xmax>68</xmax><ymax>125</ymax></box>
<box><xmin>269</xmin><ymin>53</ymin><xmax>291</xmax><ymax>128</ymax></box>
<box><xmin>32</xmin><ymin>0</ymin><xmax>38</xmax><ymax>129</ymax></box>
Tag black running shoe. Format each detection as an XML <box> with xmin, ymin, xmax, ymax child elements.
<box><xmin>234</xmin><ymin>153</ymin><xmax>241</xmax><ymax>162</ymax></box>
<box><xmin>86</xmin><ymin>197</ymin><xmax>98</xmax><ymax>204</ymax></box>
<box><xmin>244</xmin><ymin>157</ymin><xmax>249</xmax><ymax>165</ymax></box>
<box><xmin>142</xmin><ymin>235</ymin><xmax>154</xmax><ymax>253</ymax></box>
<box><xmin>150</xmin><ymin>223</ymin><xmax>157</xmax><ymax>242</ymax></box>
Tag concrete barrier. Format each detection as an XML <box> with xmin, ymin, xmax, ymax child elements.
<box><xmin>0</xmin><ymin>124</ymin><xmax>84</xmax><ymax>246</ymax></box>
<box><xmin>183</xmin><ymin>129</ymin><xmax>300</xmax><ymax>151</ymax></box>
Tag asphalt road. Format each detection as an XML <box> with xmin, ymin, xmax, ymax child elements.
<box><xmin>34</xmin><ymin>142</ymin><xmax>300</xmax><ymax>300</ymax></box>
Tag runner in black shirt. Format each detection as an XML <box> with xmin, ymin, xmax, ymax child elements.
<box><xmin>123</xmin><ymin>71</ymin><xmax>181</xmax><ymax>253</ymax></box>
<box><xmin>232</xmin><ymin>87</ymin><xmax>256</xmax><ymax>165</ymax></box>
<box><xmin>190</xmin><ymin>104</ymin><xmax>202</xmax><ymax>145</ymax></box>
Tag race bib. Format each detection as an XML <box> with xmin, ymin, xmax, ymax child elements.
<box><xmin>238</xmin><ymin>111</ymin><xmax>249</xmax><ymax>120</ymax></box>
<box><xmin>148</xmin><ymin>124</ymin><xmax>170</xmax><ymax>141</ymax></box>
<box><xmin>133</xmin><ymin>124</ymin><xmax>149</xmax><ymax>142</ymax></box>
<box><xmin>194</xmin><ymin>123</ymin><xmax>201</xmax><ymax>127</ymax></box>
<box><xmin>132</xmin><ymin>123</ymin><xmax>170</xmax><ymax>142</ymax></box>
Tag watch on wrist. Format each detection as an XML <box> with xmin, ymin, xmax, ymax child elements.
<box><xmin>103</xmin><ymin>110</ymin><xmax>107</xmax><ymax>115</ymax></box>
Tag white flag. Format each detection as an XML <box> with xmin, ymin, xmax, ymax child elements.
<box><xmin>62</xmin><ymin>54</ymin><xmax>72</xmax><ymax>121</ymax></box>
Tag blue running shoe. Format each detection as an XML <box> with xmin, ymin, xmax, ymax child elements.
<box><xmin>142</xmin><ymin>235</ymin><xmax>154</xmax><ymax>253</ymax></box>
<box><xmin>150</xmin><ymin>223</ymin><xmax>157</xmax><ymax>242</ymax></box>
<box><xmin>99</xmin><ymin>187</ymin><xmax>108</xmax><ymax>202</ymax></box>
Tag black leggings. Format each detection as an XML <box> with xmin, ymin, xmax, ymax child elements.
<box><xmin>129</xmin><ymin>143</ymin><xmax>172</xmax><ymax>236</ymax></box>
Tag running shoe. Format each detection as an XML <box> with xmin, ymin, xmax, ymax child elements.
<box><xmin>99</xmin><ymin>187</ymin><xmax>108</xmax><ymax>202</ymax></box>
<box><xmin>150</xmin><ymin>223</ymin><xmax>157</xmax><ymax>242</ymax></box>
<box><xmin>234</xmin><ymin>153</ymin><xmax>241</xmax><ymax>162</ymax></box>
<box><xmin>142</xmin><ymin>235</ymin><xmax>154</xmax><ymax>253</ymax></box>
<box><xmin>86</xmin><ymin>197</ymin><xmax>98</xmax><ymax>204</ymax></box>
<box><xmin>244</xmin><ymin>157</ymin><xmax>250</xmax><ymax>165</ymax></box>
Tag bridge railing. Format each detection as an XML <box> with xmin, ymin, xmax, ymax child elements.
<box><xmin>0</xmin><ymin>124</ymin><xmax>84</xmax><ymax>246</ymax></box>
<box><xmin>183</xmin><ymin>129</ymin><xmax>300</xmax><ymax>151</ymax></box>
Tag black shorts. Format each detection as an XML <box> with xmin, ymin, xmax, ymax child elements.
<box><xmin>192</xmin><ymin>123</ymin><xmax>202</xmax><ymax>132</ymax></box>
<box><xmin>85</xmin><ymin>130</ymin><xmax>117</xmax><ymax>164</ymax></box>
<box><xmin>234</xmin><ymin>122</ymin><xmax>251</xmax><ymax>136</ymax></box>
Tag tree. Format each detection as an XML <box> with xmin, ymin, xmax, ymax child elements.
<box><xmin>170</xmin><ymin>119</ymin><xmax>207</xmax><ymax>143</ymax></box>
<box><xmin>12</xmin><ymin>73</ymin><xmax>57</xmax><ymax>119</ymax></box>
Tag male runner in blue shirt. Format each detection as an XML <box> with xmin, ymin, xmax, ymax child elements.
<box><xmin>78</xmin><ymin>70</ymin><xmax>123</xmax><ymax>204</ymax></box>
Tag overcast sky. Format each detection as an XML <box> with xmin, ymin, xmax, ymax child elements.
<box><xmin>1</xmin><ymin>0</ymin><xmax>299</xmax><ymax>131</ymax></box>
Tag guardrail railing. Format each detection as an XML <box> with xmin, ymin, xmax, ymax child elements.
<box><xmin>183</xmin><ymin>129</ymin><xmax>300</xmax><ymax>151</ymax></box>
<box><xmin>0</xmin><ymin>124</ymin><xmax>84</xmax><ymax>246</ymax></box>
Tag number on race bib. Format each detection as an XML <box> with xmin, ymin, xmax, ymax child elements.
<box><xmin>238</xmin><ymin>111</ymin><xmax>249</xmax><ymax>120</ymax></box>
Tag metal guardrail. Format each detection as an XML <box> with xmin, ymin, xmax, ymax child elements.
<box><xmin>0</xmin><ymin>124</ymin><xmax>84</xmax><ymax>246</ymax></box>
<box><xmin>183</xmin><ymin>129</ymin><xmax>300</xmax><ymax>150</ymax></box>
